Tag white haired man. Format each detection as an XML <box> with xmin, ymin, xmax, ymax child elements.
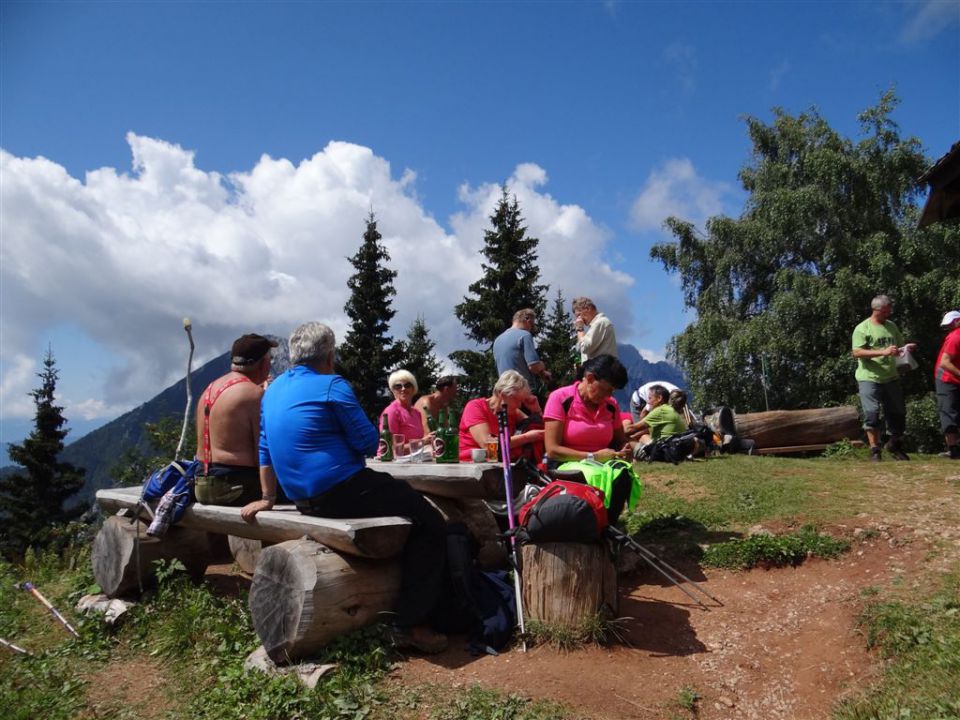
<box><xmin>851</xmin><ymin>295</ymin><xmax>917</xmax><ymax>461</ymax></box>
<box><xmin>241</xmin><ymin>322</ymin><xmax>448</xmax><ymax>653</ymax></box>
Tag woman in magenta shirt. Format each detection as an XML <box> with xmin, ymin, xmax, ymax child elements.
<box><xmin>544</xmin><ymin>354</ymin><xmax>633</xmax><ymax>463</ymax></box>
<box><xmin>379</xmin><ymin>369</ymin><xmax>427</xmax><ymax>455</ymax></box>
<box><xmin>459</xmin><ymin>370</ymin><xmax>544</xmax><ymax>461</ymax></box>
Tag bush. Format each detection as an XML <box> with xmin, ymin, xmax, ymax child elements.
<box><xmin>904</xmin><ymin>392</ymin><xmax>942</xmax><ymax>454</ymax></box>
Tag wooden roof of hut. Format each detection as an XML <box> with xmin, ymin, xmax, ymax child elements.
<box><xmin>918</xmin><ymin>140</ymin><xmax>960</xmax><ymax>228</ymax></box>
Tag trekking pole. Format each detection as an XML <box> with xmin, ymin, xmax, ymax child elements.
<box><xmin>16</xmin><ymin>582</ymin><xmax>80</xmax><ymax>637</ymax></box>
<box><xmin>0</xmin><ymin>637</ymin><xmax>32</xmax><ymax>656</ymax></box>
<box><xmin>606</xmin><ymin>527</ymin><xmax>722</xmax><ymax>608</ymax></box>
<box><xmin>497</xmin><ymin>407</ymin><xmax>527</xmax><ymax>652</ymax></box>
<box><xmin>174</xmin><ymin>317</ymin><xmax>195</xmax><ymax>461</ymax></box>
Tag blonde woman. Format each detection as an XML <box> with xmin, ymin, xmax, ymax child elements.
<box><xmin>458</xmin><ymin>370</ymin><xmax>544</xmax><ymax>462</ymax></box>
<box><xmin>379</xmin><ymin>369</ymin><xmax>426</xmax><ymax>455</ymax></box>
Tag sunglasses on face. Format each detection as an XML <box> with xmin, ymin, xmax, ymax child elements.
<box><xmin>392</xmin><ymin>382</ymin><xmax>414</xmax><ymax>391</ymax></box>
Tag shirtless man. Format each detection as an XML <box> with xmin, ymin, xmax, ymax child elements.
<box><xmin>414</xmin><ymin>375</ymin><xmax>458</xmax><ymax>435</ymax></box>
<box><xmin>194</xmin><ymin>333</ymin><xmax>278</xmax><ymax>505</ymax></box>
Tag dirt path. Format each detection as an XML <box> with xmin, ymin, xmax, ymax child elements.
<box><xmin>392</xmin><ymin>465</ymin><xmax>960</xmax><ymax>719</ymax></box>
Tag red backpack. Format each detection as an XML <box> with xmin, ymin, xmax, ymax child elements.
<box><xmin>516</xmin><ymin>480</ymin><xmax>608</xmax><ymax>544</ymax></box>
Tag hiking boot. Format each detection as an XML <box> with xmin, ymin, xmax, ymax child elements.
<box><xmin>870</xmin><ymin>446</ymin><xmax>882</xmax><ymax>462</ymax></box>
<box><xmin>884</xmin><ymin>440</ymin><xmax>910</xmax><ymax>461</ymax></box>
<box><xmin>390</xmin><ymin>625</ymin><xmax>448</xmax><ymax>654</ymax></box>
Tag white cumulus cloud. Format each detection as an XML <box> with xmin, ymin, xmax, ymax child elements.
<box><xmin>628</xmin><ymin>157</ymin><xmax>732</xmax><ymax>232</ymax></box>
<box><xmin>900</xmin><ymin>0</ymin><xmax>960</xmax><ymax>43</ymax></box>
<box><xmin>1</xmin><ymin>136</ymin><xmax>634</xmax><ymax>419</ymax></box>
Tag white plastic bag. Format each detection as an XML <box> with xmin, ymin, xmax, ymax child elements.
<box><xmin>896</xmin><ymin>346</ymin><xmax>918</xmax><ymax>371</ymax></box>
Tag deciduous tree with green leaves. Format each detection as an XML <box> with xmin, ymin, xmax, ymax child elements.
<box><xmin>651</xmin><ymin>91</ymin><xmax>960</xmax><ymax>412</ymax></box>
<box><xmin>452</xmin><ymin>187</ymin><xmax>548</xmax><ymax>396</ymax></box>
<box><xmin>0</xmin><ymin>349</ymin><xmax>85</xmax><ymax>558</ymax></box>
<box><xmin>339</xmin><ymin>213</ymin><xmax>402</xmax><ymax>421</ymax></box>
<box><xmin>396</xmin><ymin>315</ymin><xmax>444</xmax><ymax>393</ymax></box>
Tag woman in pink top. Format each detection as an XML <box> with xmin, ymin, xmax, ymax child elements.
<box><xmin>379</xmin><ymin>369</ymin><xmax>427</xmax><ymax>456</ymax></box>
<box><xmin>459</xmin><ymin>370</ymin><xmax>545</xmax><ymax>462</ymax></box>
<box><xmin>544</xmin><ymin>354</ymin><xmax>633</xmax><ymax>463</ymax></box>
<box><xmin>544</xmin><ymin>354</ymin><xmax>635</xmax><ymax>524</ymax></box>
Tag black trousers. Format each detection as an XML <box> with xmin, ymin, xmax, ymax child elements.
<box><xmin>296</xmin><ymin>467</ymin><xmax>447</xmax><ymax>628</ymax></box>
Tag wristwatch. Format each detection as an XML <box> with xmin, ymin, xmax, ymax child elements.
<box><xmin>586</xmin><ymin>452</ymin><xmax>595</xmax><ymax>462</ymax></box>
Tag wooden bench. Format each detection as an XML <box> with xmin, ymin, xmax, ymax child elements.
<box><xmin>92</xmin><ymin>461</ymin><xmax>517</xmax><ymax>663</ymax></box>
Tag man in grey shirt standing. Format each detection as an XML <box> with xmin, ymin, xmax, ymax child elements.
<box><xmin>493</xmin><ymin>308</ymin><xmax>551</xmax><ymax>386</ymax></box>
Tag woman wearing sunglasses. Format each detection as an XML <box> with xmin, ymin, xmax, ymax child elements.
<box><xmin>378</xmin><ymin>369</ymin><xmax>427</xmax><ymax>456</ymax></box>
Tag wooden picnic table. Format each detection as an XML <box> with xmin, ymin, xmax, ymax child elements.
<box><xmin>367</xmin><ymin>459</ymin><xmax>517</xmax><ymax>499</ymax></box>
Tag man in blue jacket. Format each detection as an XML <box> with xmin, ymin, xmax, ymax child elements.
<box><xmin>241</xmin><ymin>321</ymin><xmax>448</xmax><ymax>653</ymax></box>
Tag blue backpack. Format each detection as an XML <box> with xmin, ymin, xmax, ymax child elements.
<box><xmin>430</xmin><ymin>523</ymin><xmax>517</xmax><ymax>654</ymax></box>
<box><xmin>141</xmin><ymin>460</ymin><xmax>200</xmax><ymax>534</ymax></box>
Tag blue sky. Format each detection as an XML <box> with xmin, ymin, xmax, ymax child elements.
<box><xmin>1</xmin><ymin>1</ymin><xmax>958</xmax><ymax>454</ymax></box>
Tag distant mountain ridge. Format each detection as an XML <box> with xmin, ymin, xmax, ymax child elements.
<box><xmin>3</xmin><ymin>339</ymin><xmax>682</xmax><ymax>507</ymax></box>
<box><xmin>614</xmin><ymin>343</ymin><xmax>686</xmax><ymax>410</ymax></box>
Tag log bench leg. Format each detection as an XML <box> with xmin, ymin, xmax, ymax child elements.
<box><xmin>228</xmin><ymin>535</ymin><xmax>267</xmax><ymax>575</ymax></box>
<box><xmin>521</xmin><ymin>542</ymin><xmax>618</xmax><ymax>627</ymax></box>
<box><xmin>249</xmin><ymin>538</ymin><xmax>401</xmax><ymax>664</ymax></box>
<box><xmin>92</xmin><ymin>515</ymin><xmax>213</xmax><ymax>598</ymax></box>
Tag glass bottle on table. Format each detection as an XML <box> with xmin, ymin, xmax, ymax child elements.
<box><xmin>432</xmin><ymin>409</ymin><xmax>446</xmax><ymax>459</ymax></box>
<box><xmin>378</xmin><ymin>414</ymin><xmax>393</xmax><ymax>462</ymax></box>
<box><xmin>438</xmin><ymin>406</ymin><xmax>459</xmax><ymax>463</ymax></box>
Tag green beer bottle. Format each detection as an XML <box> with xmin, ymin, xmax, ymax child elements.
<box><xmin>432</xmin><ymin>409</ymin><xmax>446</xmax><ymax>460</ymax></box>
<box><xmin>438</xmin><ymin>407</ymin><xmax>459</xmax><ymax>463</ymax></box>
<box><xmin>378</xmin><ymin>414</ymin><xmax>393</xmax><ymax>462</ymax></box>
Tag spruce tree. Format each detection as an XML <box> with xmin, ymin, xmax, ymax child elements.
<box><xmin>396</xmin><ymin>315</ymin><xmax>444</xmax><ymax>393</ymax></box>
<box><xmin>0</xmin><ymin>349</ymin><xmax>85</xmax><ymax>557</ymax></box>
<box><xmin>537</xmin><ymin>289</ymin><xmax>578</xmax><ymax>388</ymax></box>
<box><xmin>339</xmin><ymin>212</ymin><xmax>401</xmax><ymax>421</ymax></box>
<box><xmin>452</xmin><ymin>188</ymin><xmax>547</xmax><ymax>395</ymax></box>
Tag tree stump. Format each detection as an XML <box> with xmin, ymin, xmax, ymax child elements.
<box><xmin>228</xmin><ymin>535</ymin><xmax>265</xmax><ymax>574</ymax></box>
<box><xmin>91</xmin><ymin>515</ymin><xmax>212</xmax><ymax>598</ymax></box>
<box><xmin>249</xmin><ymin>538</ymin><xmax>401</xmax><ymax>664</ymax></box>
<box><xmin>521</xmin><ymin>542</ymin><xmax>617</xmax><ymax>627</ymax></box>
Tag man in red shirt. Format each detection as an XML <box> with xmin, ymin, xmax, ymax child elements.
<box><xmin>935</xmin><ymin>311</ymin><xmax>960</xmax><ymax>460</ymax></box>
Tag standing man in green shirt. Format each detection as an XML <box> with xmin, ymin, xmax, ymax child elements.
<box><xmin>852</xmin><ymin>295</ymin><xmax>917</xmax><ymax>461</ymax></box>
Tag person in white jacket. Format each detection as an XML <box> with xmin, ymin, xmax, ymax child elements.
<box><xmin>572</xmin><ymin>296</ymin><xmax>618</xmax><ymax>362</ymax></box>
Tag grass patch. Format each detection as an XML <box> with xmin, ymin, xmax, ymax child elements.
<box><xmin>834</xmin><ymin>575</ymin><xmax>960</xmax><ymax>720</ymax></box>
<box><xmin>701</xmin><ymin>525</ymin><xmax>850</xmax><ymax>569</ymax></box>
<box><xmin>525</xmin><ymin>613</ymin><xmax>627</xmax><ymax>651</ymax></box>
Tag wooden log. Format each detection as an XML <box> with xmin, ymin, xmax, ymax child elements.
<box><xmin>249</xmin><ymin>538</ymin><xmax>401</xmax><ymax>664</ymax></box>
<box><xmin>718</xmin><ymin>406</ymin><xmax>861</xmax><ymax>449</ymax></box>
<box><xmin>228</xmin><ymin>536</ymin><xmax>265</xmax><ymax>574</ymax></box>
<box><xmin>521</xmin><ymin>542</ymin><xmax>617</xmax><ymax>627</ymax></box>
<box><xmin>96</xmin><ymin>486</ymin><xmax>410</xmax><ymax>559</ymax></box>
<box><xmin>91</xmin><ymin>516</ymin><xmax>213</xmax><ymax>598</ymax></box>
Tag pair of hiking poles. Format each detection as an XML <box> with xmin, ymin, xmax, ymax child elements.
<box><xmin>498</xmin><ymin>445</ymin><xmax>721</xmax><ymax>651</ymax></box>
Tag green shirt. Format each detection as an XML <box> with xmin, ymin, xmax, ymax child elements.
<box><xmin>852</xmin><ymin>318</ymin><xmax>904</xmax><ymax>383</ymax></box>
<box><xmin>645</xmin><ymin>405</ymin><xmax>687</xmax><ymax>440</ymax></box>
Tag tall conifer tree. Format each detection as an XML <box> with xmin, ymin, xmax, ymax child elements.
<box><xmin>0</xmin><ymin>349</ymin><xmax>85</xmax><ymax>557</ymax></box>
<box><xmin>452</xmin><ymin>188</ymin><xmax>547</xmax><ymax>395</ymax></box>
<box><xmin>537</xmin><ymin>289</ymin><xmax>578</xmax><ymax>388</ymax></box>
<box><xmin>339</xmin><ymin>213</ymin><xmax>401</xmax><ymax>421</ymax></box>
<box><xmin>396</xmin><ymin>315</ymin><xmax>444</xmax><ymax>393</ymax></box>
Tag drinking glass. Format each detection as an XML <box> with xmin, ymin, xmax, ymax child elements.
<box><xmin>485</xmin><ymin>437</ymin><xmax>499</xmax><ymax>462</ymax></box>
<box><xmin>393</xmin><ymin>434</ymin><xmax>407</xmax><ymax>457</ymax></box>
